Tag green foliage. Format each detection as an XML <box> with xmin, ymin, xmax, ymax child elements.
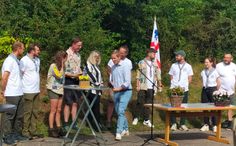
<box><xmin>0</xmin><ymin>33</ymin><xmax>15</xmax><ymax>65</ymax></box>
<box><xmin>0</xmin><ymin>31</ymin><xmax>33</xmax><ymax>66</ymax></box>
<box><xmin>41</xmin><ymin>96</ymin><xmax>50</xmax><ymax>104</ymax></box>
<box><xmin>0</xmin><ymin>0</ymin><xmax>235</xmax><ymax>74</ymax></box>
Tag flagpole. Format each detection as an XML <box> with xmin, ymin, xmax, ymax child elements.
<box><xmin>141</xmin><ymin>16</ymin><xmax>164</xmax><ymax>146</ymax></box>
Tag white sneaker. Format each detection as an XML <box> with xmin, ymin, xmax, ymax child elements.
<box><xmin>132</xmin><ymin>118</ymin><xmax>138</xmax><ymax>125</ymax></box>
<box><xmin>115</xmin><ymin>133</ymin><xmax>122</xmax><ymax>141</ymax></box>
<box><xmin>121</xmin><ymin>130</ymin><xmax>129</xmax><ymax>136</ymax></box>
<box><xmin>143</xmin><ymin>120</ymin><xmax>154</xmax><ymax>128</ymax></box>
<box><xmin>179</xmin><ymin>125</ymin><xmax>189</xmax><ymax>131</ymax></box>
<box><xmin>171</xmin><ymin>123</ymin><xmax>177</xmax><ymax>131</ymax></box>
<box><xmin>213</xmin><ymin>126</ymin><xmax>217</xmax><ymax>132</ymax></box>
<box><xmin>200</xmin><ymin>124</ymin><xmax>209</xmax><ymax>132</ymax></box>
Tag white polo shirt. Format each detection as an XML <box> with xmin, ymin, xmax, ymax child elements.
<box><xmin>201</xmin><ymin>68</ymin><xmax>219</xmax><ymax>88</ymax></box>
<box><xmin>1</xmin><ymin>54</ymin><xmax>23</xmax><ymax>96</ymax></box>
<box><xmin>168</xmin><ymin>62</ymin><xmax>193</xmax><ymax>92</ymax></box>
<box><xmin>216</xmin><ymin>62</ymin><xmax>236</xmax><ymax>95</ymax></box>
<box><xmin>20</xmin><ymin>55</ymin><xmax>40</xmax><ymax>93</ymax></box>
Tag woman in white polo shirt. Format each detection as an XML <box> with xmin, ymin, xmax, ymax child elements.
<box><xmin>200</xmin><ymin>57</ymin><xmax>220</xmax><ymax>132</ymax></box>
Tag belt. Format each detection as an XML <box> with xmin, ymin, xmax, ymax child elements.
<box><xmin>120</xmin><ymin>89</ymin><xmax>132</xmax><ymax>92</ymax></box>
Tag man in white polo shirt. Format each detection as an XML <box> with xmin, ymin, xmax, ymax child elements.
<box><xmin>1</xmin><ymin>42</ymin><xmax>25</xmax><ymax>144</ymax></box>
<box><xmin>106</xmin><ymin>45</ymin><xmax>132</xmax><ymax>128</ymax></box>
<box><xmin>20</xmin><ymin>43</ymin><xmax>41</xmax><ymax>138</ymax></box>
<box><xmin>216</xmin><ymin>53</ymin><xmax>236</xmax><ymax>129</ymax></box>
<box><xmin>168</xmin><ymin>50</ymin><xmax>193</xmax><ymax>131</ymax></box>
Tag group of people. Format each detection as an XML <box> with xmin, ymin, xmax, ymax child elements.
<box><xmin>1</xmin><ymin>37</ymin><xmax>236</xmax><ymax>144</ymax></box>
<box><xmin>1</xmin><ymin>42</ymin><xmax>42</xmax><ymax>144</ymax></box>
<box><xmin>166</xmin><ymin>51</ymin><xmax>235</xmax><ymax>132</ymax></box>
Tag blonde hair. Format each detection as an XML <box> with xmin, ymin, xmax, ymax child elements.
<box><xmin>87</xmin><ymin>50</ymin><xmax>101</xmax><ymax>65</ymax></box>
<box><xmin>111</xmin><ymin>49</ymin><xmax>119</xmax><ymax>57</ymax></box>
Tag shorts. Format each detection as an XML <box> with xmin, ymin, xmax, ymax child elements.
<box><xmin>64</xmin><ymin>77</ymin><xmax>81</xmax><ymax>105</ymax></box>
<box><xmin>48</xmin><ymin>90</ymin><xmax>62</xmax><ymax>99</ymax></box>
<box><xmin>230</xmin><ymin>94</ymin><xmax>236</xmax><ymax>105</ymax></box>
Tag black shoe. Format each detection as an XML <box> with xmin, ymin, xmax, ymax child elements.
<box><xmin>17</xmin><ymin>135</ymin><xmax>31</xmax><ymax>141</ymax></box>
<box><xmin>57</xmin><ymin>127</ymin><xmax>67</xmax><ymax>137</ymax></box>
<box><xmin>48</xmin><ymin>128</ymin><xmax>59</xmax><ymax>138</ymax></box>
<box><xmin>72</xmin><ymin>124</ymin><xmax>79</xmax><ymax>131</ymax></box>
<box><xmin>3</xmin><ymin>134</ymin><xmax>17</xmax><ymax>145</ymax></box>
<box><xmin>222</xmin><ymin>120</ymin><xmax>232</xmax><ymax>129</ymax></box>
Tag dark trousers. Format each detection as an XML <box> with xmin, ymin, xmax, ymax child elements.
<box><xmin>87</xmin><ymin>93</ymin><xmax>100</xmax><ymax>130</ymax></box>
<box><xmin>201</xmin><ymin>87</ymin><xmax>217</xmax><ymax>126</ymax></box>
<box><xmin>171</xmin><ymin>91</ymin><xmax>188</xmax><ymax>125</ymax></box>
<box><xmin>133</xmin><ymin>89</ymin><xmax>154</xmax><ymax>121</ymax></box>
<box><xmin>4</xmin><ymin>96</ymin><xmax>24</xmax><ymax>135</ymax></box>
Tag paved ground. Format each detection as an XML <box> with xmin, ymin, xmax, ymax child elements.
<box><xmin>5</xmin><ymin>129</ymin><xmax>235</xmax><ymax>146</ymax></box>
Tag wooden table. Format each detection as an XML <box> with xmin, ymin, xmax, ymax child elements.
<box><xmin>145</xmin><ymin>103</ymin><xmax>236</xmax><ymax>146</ymax></box>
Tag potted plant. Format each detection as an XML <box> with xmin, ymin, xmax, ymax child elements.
<box><xmin>213</xmin><ymin>90</ymin><xmax>231</xmax><ymax>106</ymax></box>
<box><xmin>167</xmin><ymin>86</ymin><xmax>185</xmax><ymax>107</ymax></box>
<box><xmin>79</xmin><ymin>75</ymin><xmax>90</xmax><ymax>88</ymax></box>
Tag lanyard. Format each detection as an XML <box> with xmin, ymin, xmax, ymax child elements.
<box><xmin>27</xmin><ymin>54</ymin><xmax>39</xmax><ymax>72</ymax></box>
<box><xmin>204</xmin><ymin>68</ymin><xmax>215</xmax><ymax>88</ymax></box>
<box><xmin>9</xmin><ymin>54</ymin><xmax>22</xmax><ymax>78</ymax></box>
<box><xmin>9</xmin><ymin>54</ymin><xmax>20</xmax><ymax>70</ymax></box>
<box><xmin>178</xmin><ymin>63</ymin><xmax>186</xmax><ymax>81</ymax></box>
<box><xmin>144</xmin><ymin>59</ymin><xmax>153</xmax><ymax>78</ymax></box>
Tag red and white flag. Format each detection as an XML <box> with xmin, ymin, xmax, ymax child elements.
<box><xmin>150</xmin><ymin>16</ymin><xmax>161</xmax><ymax>72</ymax></box>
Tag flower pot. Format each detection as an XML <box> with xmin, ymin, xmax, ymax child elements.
<box><xmin>79</xmin><ymin>81</ymin><xmax>90</xmax><ymax>88</ymax></box>
<box><xmin>214</xmin><ymin>99</ymin><xmax>231</xmax><ymax>107</ymax></box>
<box><xmin>170</xmin><ymin>95</ymin><xmax>183</xmax><ymax>107</ymax></box>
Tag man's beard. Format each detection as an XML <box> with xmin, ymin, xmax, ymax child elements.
<box><xmin>223</xmin><ymin>61</ymin><xmax>231</xmax><ymax>65</ymax></box>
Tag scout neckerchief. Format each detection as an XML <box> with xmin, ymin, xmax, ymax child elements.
<box><xmin>144</xmin><ymin>59</ymin><xmax>154</xmax><ymax>78</ymax></box>
<box><xmin>27</xmin><ymin>54</ymin><xmax>39</xmax><ymax>72</ymax></box>
<box><xmin>85</xmin><ymin>62</ymin><xmax>100</xmax><ymax>85</ymax></box>
<box><xmin>204</xmin><ymin>68</ymin><xmax>215</xmax><ymax>88</ymax></box>
<box><xmin>178</xmin><ymin>62</ymin><xmax>186</xmax><ymax>81</ymax></box>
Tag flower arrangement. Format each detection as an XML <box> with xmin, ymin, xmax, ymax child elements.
<box><xmin>79</xmin><ymin>75</ymin><xmax>91</xmax><ymax>88</ymax></box>
<box><xmin>79</xmin><ymin>75</ymin><xmax>90</xmax><ymax>81</ymax></box>
<box><xmin>167</xmin><ymin>86</ymin><xmax>185</xmax><ymax>97</ymax></box>
<box><xmin>167</xmin><ymin>86</ymin><xmax>185</xmax><ymax>107</ymax></box>
<box><xmin>213</xmin><ymin>90</ymin><xmax>231</xmax><ymax>106</ymax></box>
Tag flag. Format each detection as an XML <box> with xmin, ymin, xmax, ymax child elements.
<box><xmin>150</xmin><ymin>16</ymin><xmax>161</xmax><ymax>71</ymax></box>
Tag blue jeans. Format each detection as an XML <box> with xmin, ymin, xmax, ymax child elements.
<box><xmin>113</xmin><ymin>90</ymin><xmax>132</xmax><ymax>134</ymax></box>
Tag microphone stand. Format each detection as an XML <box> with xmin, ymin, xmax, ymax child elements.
<box><xmin>137</xmin><ymin>68</ymin><xmax>164</xmax><ymax>146</ymax></box>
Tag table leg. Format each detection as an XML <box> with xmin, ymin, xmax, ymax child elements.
<box><xmin>62</xmin><ymin>91</ymin><xmax>89</xmax><ymax>146</ymax></box>
<box><xmin>82</xmin><ymin>94</ymin><xmax>106</xmax><ymax>145</ymax></box>
<box><xmin>71</xmin><ymin>91</ymin><xmax>106</xmax><ymax>146</ymax></box>
<box><xmin>208</xmin><ymin>110</ymin><xmax>230</xmax><ymax>144</ymax></box>
<box><xmin>158</xmin><ymin>111</ymin><xmax>178</xmax><ymax>146</ymax></box>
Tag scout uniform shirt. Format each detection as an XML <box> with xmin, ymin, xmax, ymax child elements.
<box><xmin>65</xmin><ymin>47</ymin><xmax>82</xmax><ymax>76</ymax></box>
<box><xmin>168</xmin><ymin>62</ymin><xmax>193</xmax><ymax>92</ymax></box>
